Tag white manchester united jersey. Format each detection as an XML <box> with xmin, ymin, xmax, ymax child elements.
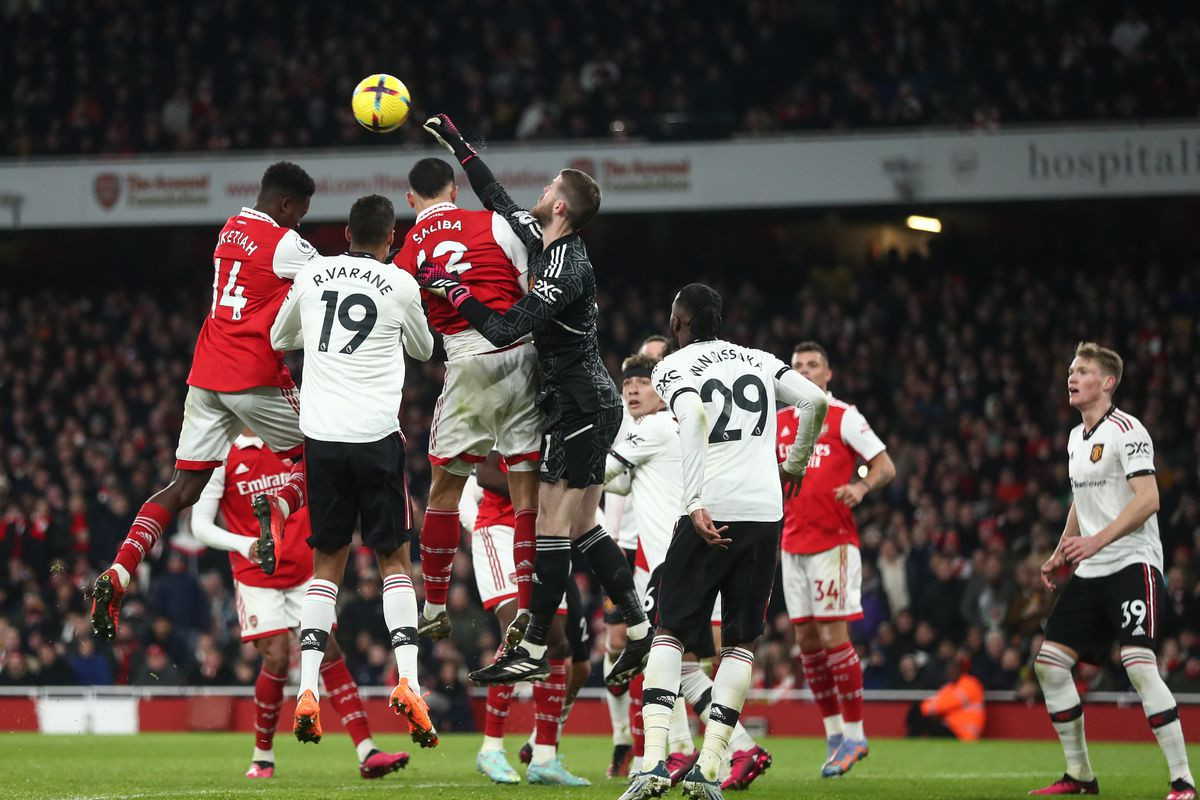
<box><xmin>1068</xmin><ymin>405</ymin><xmax>1162</xmax><ymax>578</ymax></box>
<box><xmin>652</xmin><ymin>340</ymin><xmax>791</xmax><ymax>521</ymax></box>
<box><xmin>605</xmin><ymin>410</ymin><xmax>684</xmax><ymax>572</ymax></box>
<box><xmin>270</xmin><ymin>252</ymin><xmax>434</xmax><ymax>442</ymax></box>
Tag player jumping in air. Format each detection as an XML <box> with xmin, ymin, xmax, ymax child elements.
<box><xmin>604</xmin><ymin>354</ymin><xmax>772</xmax><ymax>792</ymax></box>
<box><xmin>91</xmin><ymin>163</ymin><xmax>317</xmax><ymax>640</ymax></box>
<box><xmin>622</xmin><ymin>283</ymin><xmax>827</xmax><ymax>800</ymax></box>
<box><xmin>417</xmin><ymin>113</ymin><xmax>652</xmax><ymax>687</ymax></box>
<box><xmin>780</xmin><ymin>342</ymin><xmax>895</xmax><ymax>777</ymax></box>
<box><xmin>1030</xmin><ymin>342</ymin><xmax>1194</xmax><ymax>800</ymax></box>
<box><xmin>391</xmin><ymin>157</ymin><xmax>543</xmax><ymax>644</ymax></box>
<box><xmin>269</xmin><ymin>195</ymin><xmax>438</xmax><ymax>748</ymax></box>
<box><xmin>191</xmin><ymin>431</ymin><xmax>409</xmax><ymax>780</ymax></box>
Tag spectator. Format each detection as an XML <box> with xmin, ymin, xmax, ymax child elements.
<box><xmin>67</xmin><ymin>639</ymin><xmax>113</xmax><ymax>686</ymax></box>
<box><xmin>152</xmin><ymin>552</ymin><xmax>210</xmax><ymax>643</ymax></box>
<box><xmin>131</xmin><ymin>644</ymin><xmax>185</xmax><ymax>687</ymax></box>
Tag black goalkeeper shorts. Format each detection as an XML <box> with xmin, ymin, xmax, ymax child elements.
<box><xmin>540</xmin><ymin>404</ymin><xmax>622</xmax><ymax>488</ymax></box>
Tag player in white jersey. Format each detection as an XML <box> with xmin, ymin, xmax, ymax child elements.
<box><xmin>604</xmin><ymin>354</ymin><xmax>771</xmax><ymax>792</ymax></box>
<box><xmin>621</xmin><ymin>284</ymin><xmax>827</xmax><ymax>800</ymax></box>
<box><xmin>601</xmin><ymin>336</ymin><xmax>668</xmax><ymax>777</ymax></box>
<box><xmin>1031</xmin><ymin>342</ymin><xmax>1194</xmax><ymax>800</ymax></box>
<box><xmin>269</xmin><ymin>194</ymin><xmax>440</xmax><ymax>750</ymax></box>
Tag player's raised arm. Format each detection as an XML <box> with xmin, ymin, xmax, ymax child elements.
<box><xmin>773</xmin><ymin>367</ymin><xmax>828</xmax><ymax>497</ymax></box>
<box><xmin>422</xmin><ymin>114</ymin><xmax>543</xmax><ymax>253</ymax></box>
<box><xmin>190</xmin><ymin>467</ymin><xmax>257</xmax><ymax>560</ymax></box>
<box><xmin>415</xmin><ymin>256</ymin><xmax>584</xmax><ymax>347</ymax></box>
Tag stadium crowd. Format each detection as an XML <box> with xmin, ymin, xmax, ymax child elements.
<box><xmin>0</xmin><ymin>226</ymin><xmax>1198</xmax><ymax>731</ymax></box>
<box><xmin>3</xmin><ymin>0</ymin><xmax>1199</xmax><ymax>157</ymax></box>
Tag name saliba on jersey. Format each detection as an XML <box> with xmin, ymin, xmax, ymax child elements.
<box><xmin>411</xmin><ymin>218</ymin><xmax>462</xmax><ymax>244</ymax></box>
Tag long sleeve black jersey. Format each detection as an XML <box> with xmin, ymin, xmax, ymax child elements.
<box><xmin>452</xmin><ymin>165</ymin><xmax>621</xmax><ymax>421</ymax></box>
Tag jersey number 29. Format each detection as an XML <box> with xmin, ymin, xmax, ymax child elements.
<box><xmin>700</xmin><ymin>375</ymin><xmax>768</xmax><ymax>443</ymax></box>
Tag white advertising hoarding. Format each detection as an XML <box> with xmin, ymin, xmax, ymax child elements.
<box><xmin>1</xmin><ymin>124</ymin><xmax>1198</xmax><ymax>228</ymax></box>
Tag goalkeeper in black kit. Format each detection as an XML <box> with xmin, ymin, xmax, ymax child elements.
<box><xmin>417</xmin><ymin>114</ymin><xmax>653</xmax><ymax>687</ymax></box>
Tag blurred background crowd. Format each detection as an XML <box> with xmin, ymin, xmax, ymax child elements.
<box><xmin>3</xmin><ymin>0</ymin><xmax>1199</xmax><ymax>157</ymax></box>
<box><xmin>1</xmin><ymin>212</ymin><xmax>1198</xmax><ymax>734</ymax></box>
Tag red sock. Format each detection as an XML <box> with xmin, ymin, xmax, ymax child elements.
<box><xmin>485</xmin><ymin>683</ymin><xmax>516</xmax><ymax>738</ymax></box>
<box><xmin>800</xmin><ymin>648</ymin><xmax>841</xmax><ymax>719</ymax></box>
<box><xmin>827</xmin><ymin>642</ymin><xmax>863</xmax><ymax>724</ymax></box>
<box><xmin>533</xmin><ymin>658</ymin><xmax>567</xmax><ymax>746</ymax></box>
<box><xmin>112</xmin><ymin>501</ymin><xmax>172</xmax><ymax>576</ymax></box>
<box><xmin>629</xmin><ymin>673</ymin><xmax>644</xmax><ymax>758</ymax></box>
<box><xmin>513</xmin><ymin>509</ymin><xmax>537</xmax><ymax>611</ymax></box>
<box><xmin>321</xmin><ymin>658</ymin><xmax>371</xmax><ymax>746</ymax></box>
<box><xmin>254</xmin><ymin>667</ymin><xmax>287</xmax><ymax>752</ymax></box>
<box><xmin>419</xmin><ymin>509</ymin><xmax>460</xmax><ymax>606</ymax></box>
<box><xmin>274</xmin><ymin>459</ymin><xmax>306</xmax><ymax>515</ymax></box>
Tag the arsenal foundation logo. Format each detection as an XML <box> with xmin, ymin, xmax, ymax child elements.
<box><xmin>94</xmin><ymin>173</ymin><xmax>121</xmax><ymax>209</ymax></box>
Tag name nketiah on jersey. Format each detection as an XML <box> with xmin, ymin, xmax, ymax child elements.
<box><xmin>1068</xmin><ymin>405</ymin><xmax>1162</xmax><ymax>578</ymax></box>
<box><xmin>652</xmin><ymin>340</ymin><xmax>790</xmax><ymax>521</ymax></box>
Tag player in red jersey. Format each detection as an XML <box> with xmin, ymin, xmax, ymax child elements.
<box><xmin>191</xmin><ymin>431</ymin><xmax>409</xmax><ymax>781</ymax></box>
<box><xmin>391</xmin><ymin>157</ymin><xmax>543</xmax><ymax>647</ymax></box>
<box><xmin>464</xmin><ymin>454</ymin><xmax>589</xmax><ymax>786</ymax></box>
<box><xmin>777</xmin><ymin>341</ymin><xmax>895</xmax><ymax>778</ymax></box>
<box><xmin>91</xmin><ymin>162</ymin><xmax>318</xmax><ymax>640</ymax></box>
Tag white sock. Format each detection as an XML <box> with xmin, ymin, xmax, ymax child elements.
<box><xmin>524</xmin><ymin>641</ymin><xmax>548</xmax><ymax>659</ymax></box>
<box><xmin>844</xmin><ymin>720</ymin><xmax>865</xmax><ymax>740</ymax></box>
<box><xmin>423</xmin><ymin>602</ymin><xmax>446</xmax><ymax>620</ymax></box>
<box><xmin>629</xmin><ymin>755</ymin><xmax>642</xmax><ymax>774</ymax></box>
<box><xmin>355</xmin><ymin>738</ymin><xmax>376</xmax><ymax>762</ymax></box>
<box><xmin>383</xmin><ymin>573</ymin><xmax>419</xmax><ymax>684</ymax></box>
<box><xmin>110</xmin><ymin>564</ymin><xmax>131</xmax><ymax>589</ymax></box>
<box><xmin>698</xmin><ymin>647</ymin><xmax>753</xmax><ymax>781</ymax></box>
<box><xmin>276</xmin><ymin>496</ymin><xmax>291</xmax><ymax>518</ymax></box>
<box><xmin>605</xmin><ymin>654</ymin><xmax>633</xmax><ymax>745</ymax></box>
<box><xmin>1123</xmin><ymin>647</ymin><xmax>1194</xmax><ymax>785</ymax></box>
<box><xmin>641</xmin><ymin>634</ymin><xmax>684</xmax><ymax>766</ymax></box>
<box><xmin>823</xmin><ymin>714</ymin><xmax>845</xmax><ymax>739</ymax></box>
<box><xmin>669</xmin><ymin>700</ymin><xmax>693</xmax><ymax>754</ymax></box>
<box><xmin>681</xmin><ymin>659</ymin><xmax>757</xmax><ymax>751</ymax></box>
<box><xmin>252</xmin><ymin>746</ymin><xmax>274</xmax><ymax>763</ymax></box>
<box><xmin>481</xmin><ymin>735</ymin><xmax>505</xmax><ymax>753</ymax></box>
<box><xmin>628</xmin><ymin>620</ymin><xmax>650</xmax><ymax>640</ymax></box>
<box><xmin>298</xmin><ymin>579</ymin><xmax>338</xmax><ymax>699</ymax></box>
<box><xmin>1035</xmin><ymin>643</ymin><xmax>1093</xmax><ymax>782</ymax></box>
<box><xmin>532</xmin><ymin>743</ymin><xmax>556</xmax><ymax>764</ymax></box>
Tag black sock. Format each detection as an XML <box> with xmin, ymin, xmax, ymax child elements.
<box><xmin>575</xmin><ymin>526</ymin><xmax>647</xmax><ymax>627</ymax></box>
<box><xmin>525</xmin><ymin>536</ymin><xmax>571</xmax><ymax>647</ymax></box>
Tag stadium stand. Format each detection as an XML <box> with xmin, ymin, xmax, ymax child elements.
<box><xmin>3</xmin><ymin>0</ymin><xmax>1199</xmax><ymax>157</ymax></box>
<box><xmin>0</xmin><ymin>230</ymin><xmax>1197</xmax><ymax>727</ymax></box>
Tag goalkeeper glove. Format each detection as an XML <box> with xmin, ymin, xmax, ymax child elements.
<box><xmin>422</xmin><ymin>114</ymin><xmax>478</xmax><ymax>164</ymax></box>
<box><xmin>416</xmin><ymin>260</ymin><xmax>472</xmax><ymax>307</ymax></box>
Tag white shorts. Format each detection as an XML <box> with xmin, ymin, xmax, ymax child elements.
<box><xmin>428</xmin><ymin>343</ymin><xmax>542</xmax><ymax>476</ymax></box>
<box><xmin>471</xmin><ymin>524</ymin><xmax>566</xmax><ymax>613</ymax></box>
<box><xmin>235</xmin><ymin>579</ymin><xmax>310</xmax><ymax>642</ymax></box>
<box><xmin>782</xmin><ymin>544</ymin><xmax>863</xmax><ymax>623</ymax></box>
<box><xmin>176</xmin><ymin>385</ymin><xmax>303</xmax><ymax>469</ymax></box>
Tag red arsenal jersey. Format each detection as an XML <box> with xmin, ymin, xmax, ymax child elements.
<box><xmin>777</xmin><ymin>395</ymin><xmax>887</xmax><ymax>554</ymax></box>
<box><xmin>475</xmin><ymin>488</ymin><xmax>516</xmax><ymax>531</ymax></box>
<box><xmin>219</xmin><ymin>439</ymin><xmax>313</xmax><ymax>588</ymax></box>
<box><xmin>393</xmin><ymin>202</ymin><xmax>528</xmax><ymax>357</ymax></box>
<box><xmin>188</xmin><ymin>207</ymin><xmax>318</xmax><ymax>391</ymax></box>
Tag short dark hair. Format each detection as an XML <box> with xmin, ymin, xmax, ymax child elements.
<box><xmin>259</xmin><ymin>161</ymin><xmax>315</xmax><ymax>200</ymax></box>
<box><xmin>676</xmin><ymin>283</ymin><xmax>723</xmax><ymax>341</ymax></box>
<box><xmin>793</xmin><ymin>340</ymin><xmax>829</xmax><ymax>365</ymax></box>
<box><xmin>558</xmin><ymin>169</ymin><xmax>601</xmax><ymax>230</ymax></box>
<box><xmin>348</xmin><ymin>194</ymin><xmax>396</xmax><ymax>247</ymax></box>
<box><xmin>621</xmin><ymin>353</ymin><xmax>659</xmax><ymax>378</ymax></box>
<box><xmin>408</xmin><ymin>158</ymin><xmax>455</xmax><ymax>200</ymax></box>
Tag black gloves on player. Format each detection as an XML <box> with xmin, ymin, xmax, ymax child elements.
<box><xmin>422</xmin><ymin>114</ymin><xmax>478</xmax><ymax>165</ymax></box>
<box><xmin>416</xmin><ymin>260</ymin><xmax>472</xmax><ymax>307</ymax></box>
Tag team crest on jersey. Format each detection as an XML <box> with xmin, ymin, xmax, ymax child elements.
<box><xmin>1090</xmin><ymin>444</ymin><xmax>1104</xmax><ymax>463</ymax></box>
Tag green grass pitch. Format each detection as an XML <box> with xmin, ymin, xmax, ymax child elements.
<box><xmin>2</xmin><ymin>732</ymin><xmax>1195</xmax><ymax>800</ymax></box>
